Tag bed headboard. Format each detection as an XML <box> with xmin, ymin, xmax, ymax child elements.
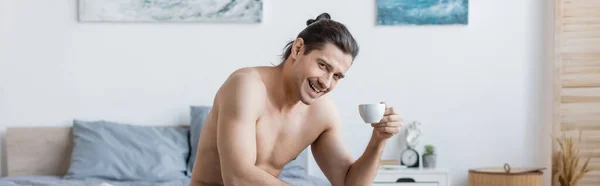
<box><xmin>6</xmin><ymin>125</ymin><xmax>190</xmax><ymax>176</ymax></box>
<box><xmin>6</xmin><ymin>127</ymin><xmax>74</xmax><ymax>176</ymax></box>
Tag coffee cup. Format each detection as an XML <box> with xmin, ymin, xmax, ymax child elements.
<box><xmin>358</xmin><ymin>103</ymin><xmax>386</xmax><ymax>123</ymax></box>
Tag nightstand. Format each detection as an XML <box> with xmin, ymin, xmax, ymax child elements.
<box><xmin>373</xmin><ymin>168</ymin><xmax>449</xmax><ymax>186</ymax></box>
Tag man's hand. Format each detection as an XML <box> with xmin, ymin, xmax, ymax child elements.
<box><xmin>370</xmin><ymin>101</ymin><xmax>403</xmax><ymax>141</ymax></box>
<box><xmin>311</xmin><ymin>100</ymin><xmax>402</xmax><ymax>186</ymax></box>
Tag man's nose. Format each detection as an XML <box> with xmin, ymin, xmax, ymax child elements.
<box><xmin>319</xmin><ymin>75</ymin><xmax>332</xmax><ymax>88</ymax></box>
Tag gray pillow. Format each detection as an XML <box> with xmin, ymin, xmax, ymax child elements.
<box><xmin>188</xmin><ymin>105</ymin><xmax>212</xmax><ymax>176</ymax></box>
<box><xmin>65</xmin><ymin>120</ymin><xmax>189</xmax><ymax>182</ymax></box>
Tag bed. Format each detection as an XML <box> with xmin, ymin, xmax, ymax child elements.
<box><xmin>0</xmin><ymin>123</ymin><xmax>330</xmax><ymax>186</ymax></box>
<box><xmin>0</xmin><ymin>126</ymin><xmax>191</xmax><ymax>186</ymax></box>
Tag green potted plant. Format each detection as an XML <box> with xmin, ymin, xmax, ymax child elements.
<box><xmin>423</xmin><ymin>145</ymin><xmax>436</xmax><ymax>168</ymax></box>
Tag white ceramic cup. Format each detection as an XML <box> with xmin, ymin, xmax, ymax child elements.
<box><xmin>358</xmin><ymin>103</ymin><xmax>386</xmax><ymax>123</ymax></box>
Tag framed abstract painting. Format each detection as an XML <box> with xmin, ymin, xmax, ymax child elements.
<box><xmin>376</xmin><ymin>0</ymin><xmax>468</xmax><ymax>25</ymax></box>
<box><xmin>78</xmin><ymin>0</ymin><xmax>263</xmax><ymax>23</ymax></box>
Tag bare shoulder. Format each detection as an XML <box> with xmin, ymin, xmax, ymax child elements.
<box><xmin>309</xmin><ymin>95</ymin><xmax>342</xmax><ymax>130</ymax></box>
<box><xmin>218</xmin><ymin>67</ymin><xmax>266</xmax><ymax>96</ymax></box>
<box><xmin>215</xmin><ymin>67</ymin><xmax>267</xmax><ymax>117</ymax></box>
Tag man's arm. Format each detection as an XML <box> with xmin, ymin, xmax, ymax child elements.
<box><xmin>215</xmin><ymin>71</ymin><xmax>290</xmax><ymax>186</ymax></box>
<box><xmin>311</xmin><ymin>115</ymin><xmax>385</xmax><ymax>186</ymax></box>
<box><xmin>342</xmin><ymin>131</ymin><xmax>387</xmax><ymax>185</ymax></box>
<box><xmin>312</xmin><ymin>101</ymin><xmax>401</xmax><ymax>186</ymax></box>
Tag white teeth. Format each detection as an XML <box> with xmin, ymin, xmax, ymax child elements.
<box><xmin>309</xmin><ymin>82</ymin><xmax>320</xmax><ymax>93</ymax></box>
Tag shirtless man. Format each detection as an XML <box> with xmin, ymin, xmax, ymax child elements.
<box><xmin>190</xmin><ymin>13</ymin><xmax>403</xmax><ymax>186</ymax></box>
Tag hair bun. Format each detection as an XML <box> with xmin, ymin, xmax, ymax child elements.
<box><xmin>306</xmin><ymin>19</ymin><xmax>316</xmax><ymax>26</ymax></box>
<box><xmin>316</xmin><ymin>13</ymin><xmax>331</xmax><ymax>21</ymax></box>
<box><xmin>306</xmin><ymin>13</ymin><xmax>332</xmax><ymax>26</ymax></box>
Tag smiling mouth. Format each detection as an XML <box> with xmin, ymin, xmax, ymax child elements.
<box><xmin>308</xmin><ymin>81</ymin><xmax>323</xmax><ymax>94</ymax></box>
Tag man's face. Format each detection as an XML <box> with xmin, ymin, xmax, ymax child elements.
<box><xmin>290</xmin><ymin>41</ymin><xmax>353</xmax><ymax>105</ymax></box>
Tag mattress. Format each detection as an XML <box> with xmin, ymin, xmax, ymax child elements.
<box><xmin>0</xmin><ymin>176</ymin><xmax>190</xmax><ymax>186</ymax></box>
<box><xmin>0</xmin><ymin>172</ymin><xmax>331</xmax><ymax>186</ymax></box>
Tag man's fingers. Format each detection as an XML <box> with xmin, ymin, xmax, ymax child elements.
<box><xmin>379</xmin><ymin>115</ymin><xmax>403</xmax><ymax>123</ymax></box>
<box><xmin>371</xmin><ymin>123</ymin><xmax>382</xmax><ymax>127</ymax></box>
<box><xmin>371</xmin><ymin>122</ymin><xmax>391</xmax><ymax>127</ymax></box>
<box><xmin>377</xmin><ymin>126</ymin><xmax>400</xmax><ymax>134</ymax></box>
<box><xmin>372</xmin><ymin>122</ymin><xmax>402</xmax><ymax>128</ymax></box>
<box><xmin>381</xmin><ymin>101</ymin><xmax>388</xmax><ymax>110</ymax></box>
<box><xmin>384</xmin><ymin>107</ymin><xmax>397</xmax><ymax>116</ymax></box>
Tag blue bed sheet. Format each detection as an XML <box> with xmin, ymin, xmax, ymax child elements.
<box><xmin>0</xmin><ymin>176</ymin><xmax>189</xmax><ymax>186</ymax></box>
<box><xmin>0</xmin><ymin>173</ymin><xmax>331</xmax><ymax>186</ymax></box>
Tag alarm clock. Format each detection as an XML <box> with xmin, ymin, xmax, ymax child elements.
<box><xmin>400</xmin><ymin>148</ymin><xmax>420</xmax><ymax>168</ymax></box>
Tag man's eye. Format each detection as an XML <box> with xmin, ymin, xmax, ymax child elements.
<box><xmin>318</xmin><ymin>63</ymin><xmax>326</xmax><ymax>68</ymax></box>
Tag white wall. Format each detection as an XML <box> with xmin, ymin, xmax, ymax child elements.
<box><xmin>0</xmin><ymin>0</ymin><xmax>549</xmax><ymax>185</ymax></box>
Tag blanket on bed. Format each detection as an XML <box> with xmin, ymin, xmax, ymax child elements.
<box><xmin>0</xmin><ymin>170</ymin><xmax>331</xmax><ymax>186</ymax></box>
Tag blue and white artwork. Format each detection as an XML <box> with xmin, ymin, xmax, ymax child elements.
<box><xmin>376</xmin><ymin>0</ymin><xmax>468</xmax><ymax>25</ymax></box>
<box><xmin>78</xmin><ymin>0</ymin><xmax>263</xmax><ymax>23</ymax></box>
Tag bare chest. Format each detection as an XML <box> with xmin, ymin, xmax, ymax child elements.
<box><xmin>253</xmin><ymin>113</ymin><xmax>322</xmax><ymax>172</ymax></box>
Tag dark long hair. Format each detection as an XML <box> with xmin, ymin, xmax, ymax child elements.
<box><xmin>280</xmin><ymin>13</ymin><xmax>359</xmax><ymax>64</ymax></box>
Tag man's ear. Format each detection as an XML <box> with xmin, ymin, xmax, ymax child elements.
<box><xmin>290</xmin><ymin>38</ymin><xmax>304</xmax><ymax>60</ymax></box>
